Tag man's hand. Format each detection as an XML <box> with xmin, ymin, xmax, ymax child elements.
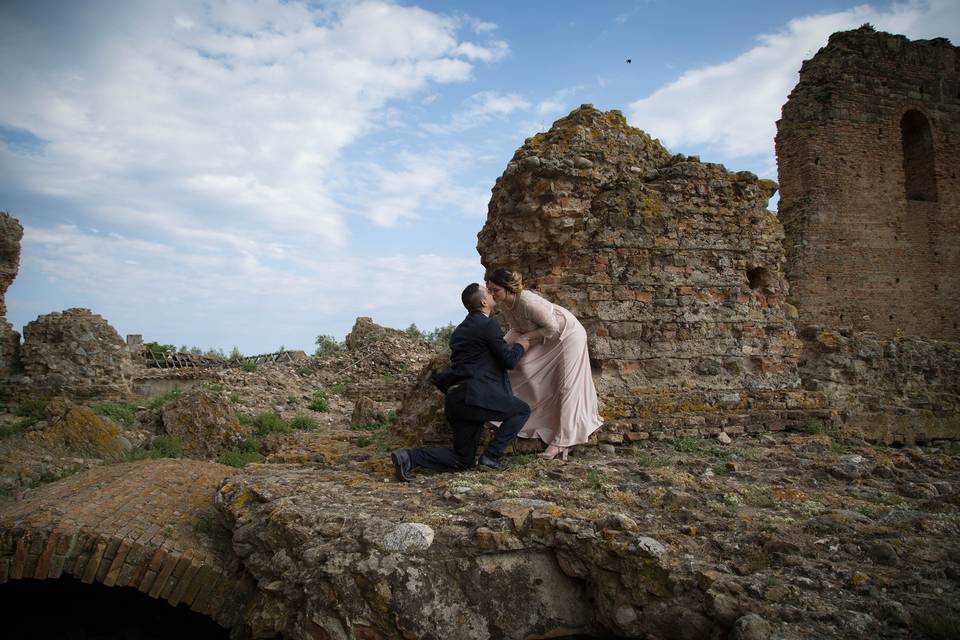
<box><xmin>515</xmin><ymin>336</ymin><xmax>531</xmax><ymax>352</ymax></box>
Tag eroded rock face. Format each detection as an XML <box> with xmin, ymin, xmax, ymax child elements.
<box><xmin>161</xmin><ymin>390</ymin><xmax>249</xmax><ymax>459</ymax></box>
<box><xmin>215</xmin><ymin>464</ymin><xmax>710</xmax><ymax>640</ymax></box>
<box><xmin>19</xmin><ymin>308</ymin><xmax>134</xmax><ymax>399</ymax></box>
<box><xmin>798</xmin><ymin>327</ymin><xmax>960</xmax><ymax>442</ymax></box>
<box><xmin>0</xmin><ymin>212</ymin><xmax>23</xmax><ymax>319</ymax></box>
<box><xmin>27</xmin><ymin>398</ymin><xmax>127</xmax><ymax>461</ymax></box>
<box><xmin>476</xmin><ymin>105</ymin><xmax>804</xmax><ymax>441</ymax></box>
<box><xmin>0</xmin><ymin>212</ymin><xmax>24</xmax><ymax>382</ymax></box>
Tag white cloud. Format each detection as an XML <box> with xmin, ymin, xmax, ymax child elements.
<box><xmin>20</xmin><ymin>223</ymin><xmax>478</xmax><ymax>352</ymax></box>
<box><xmin>0</xmin><ymin>0</ymin><xmax>503</xmax><ymax>250</ymax></box>
<box><xmin>453</xmin><ymin>40</ymin><xmax>509</xmax><ymax>62</ymax></box>
<box><xmin>347</xmin><ymin>149</ymin><xmax>490</xmax><ymax>227</ymax></box>
<box><xmin>423</xmin><ymin>90</ymin><xmax>531</xmax><ymax>133</ymax></box>
<box><xmin>627</xmin><ymin>0</ymin><xmax>960</xmax><ymax>170</ymax></box>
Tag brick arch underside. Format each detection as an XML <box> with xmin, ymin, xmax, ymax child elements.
<box><xmin>0</xmin><ymin>459</ymin><xmax>252</xmax><ymax>630</ymax></box>
<box><xmin>0</xmin><ymin>527</ymin><xmax>244</xmax><ymax>628</ymax></box>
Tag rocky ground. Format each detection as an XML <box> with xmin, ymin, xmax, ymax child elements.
<box><xmin>0</xmin><ymin>321</ymin><xmax>958</xmax><ymax>639</ymax></box>
<box><xmin>217</xmin><ymin>421</ymin><xmax>960</xmax><ymax>640</ymax></box>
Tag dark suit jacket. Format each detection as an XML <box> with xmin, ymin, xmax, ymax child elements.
<box><xmin>435</xmin><ymin>311</ymin><xmax>524</xmax><ymax>411</ymax></box>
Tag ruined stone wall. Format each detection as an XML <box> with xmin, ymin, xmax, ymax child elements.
<box><xmin>799</xmin><ymin>326</ymin><xmax>960</xmax><ymax>444</ymax></box>
<box><xmin>776</xmin><ymin>26</ymin><xmax>960</xmax><ymax>340</ymax></box>
<box><xmin>478</xmin><ymin>105</ymin><xmax>810</xmax><ymax>441</ymax></box>
<box><xmin>0</xmin><ymin>212</ymin><xmax>24</xmax><ymax>381</ymax></box>
<box><xmin>20</xmin><ymin>308</ymin><xmax>134</xmax><ymax>400</ymax></box>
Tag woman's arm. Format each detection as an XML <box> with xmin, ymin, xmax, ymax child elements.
<box><xmin>521</xmin><ymin>292</ymin><xmax>560</xmax><ymax>340</ymax></box>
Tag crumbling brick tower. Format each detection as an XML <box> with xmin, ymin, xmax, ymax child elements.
<box><xmin>776</xmin><ymin>26</ymin><xmax>960</xmax><ymax>340</ymax></box>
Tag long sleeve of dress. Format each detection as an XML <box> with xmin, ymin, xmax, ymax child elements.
<box><xmin>517</xmin><ymin>290</ymin><xmax>560</xmax><ymax>339</ymax></box>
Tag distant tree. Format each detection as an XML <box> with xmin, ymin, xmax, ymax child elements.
<box><xmin>314</xmin><ymin>335</ymin><xmax>345</xmax><ymax>357</ymax></box>
<box><xmin>404</xmin><ymin>323</ymin><xmax>427</xmax><ymax>341</ymax></box>
<box><xmin>143</xmin><ymin>341</ymin><xmax>176</xmax><ymax>356</ymax></box>
<box><xmin>188</xmin><ymin>346</ymin><xmax>203</xmax><ymax>355</ymax></box>
<box><xmin>229</xmin><ymin>346</ymin><xmax>244</xmax><ymax>362</ymax></box>
<box><xmin>204</xmin><ymin>348</ymin><xmax>226</xmax><ymax>360</ymax></box>
<box><xmin>424</xmin><ymin>322</ymin><xmax>456</xmax><ymax>348</ymax></box>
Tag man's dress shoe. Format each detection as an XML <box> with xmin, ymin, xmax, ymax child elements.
<box><xmin>476</xmin><ymin>454</ymin><xmax>501</xmax><ymax>472</ymax></box>
<box><xmin>391</xmin><ymin>449</ymin><xmax>415</xmax><ymax>482</ymax></box>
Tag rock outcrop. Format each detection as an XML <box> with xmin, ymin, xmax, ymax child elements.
<box><xmin>19</xmin><ymin>308</ymin><xmax>134</xmax><ymax>399</ymax></box>
<box><xmin>476</xmin><ymin>105</ymin><xmax>806</xmax><ymax>441</ymax></box>
<box><xmin>160</xmin><ymin>390</ymin><xmax>249</xmax><ymax>459</ymax></box>
<box><xmin>0</xmin><ymin>212</ymin><xmax>24</xmax><ymax>383</ymax></box>
<box><xmin>798</xmin><ymin>327</ymin><xmax>960</xmax><ymax>444</ymax></box>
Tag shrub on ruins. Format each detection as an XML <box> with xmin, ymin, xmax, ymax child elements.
<box><xmin>351</xmin><ymin>410</ymin><xmax>395</xmax><ymax>448</ymax></box>
<box><xmin>128</xmin><ymin>435</ymin><xmax>181</xmax><ymax>461</ymax></box>
<box><xmin>93</xmin><ymin>402</ymin><xmax>137</xmax><ymax>427</ymax></box>
<box><xmin>143</xmin><ymin>341</ymin><xmax>176</xmax><ymax>357</ymax></box>
<box><xmin>289</xmin><ymin>414</ymin><xmax>319</xmax><ymax>431</ymax></box>
<box><xmin>314</xmin><ymin>334</ymin><xmax>345</xmax><ymax>357</ymax></box>
<box><xmin>252</xmin><ymin>411</ymin><xmax>288</xmax><ymax>436</ymax></box>
<box><xmin>2</xmin><ymin>399</ymin><xmax>48</xmax><ymax>438</ymax></box>
<box><xmin>308</xmin><ymin>389</ymin><xmax>329</xmax><ymax>412</ymax></box>
<box><xmin>147</xmin><ymin>387</ymin><xmax>184</xmax><ymax>410</ymax></box>
<box><xmin>14</xmin><ymin>398</ymin><xmax>47</xmax><ymax>420</ymax></box>
<box><xmin>403</xmin><ymin>322</ymin><xmax>455</xmax><ymax>349</ymax></box>
<box><xmin>218</xmin><ymin>438</ymin><xmax>264</xmax><ymax>468</ymax></box>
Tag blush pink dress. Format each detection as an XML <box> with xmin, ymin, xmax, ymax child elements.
<box><xmin>499</xmin><ymin>289</ymin><xmax>602</xmax><ymax>447</ymax></box>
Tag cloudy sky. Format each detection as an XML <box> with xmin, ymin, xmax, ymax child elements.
<box><xmin>2</xmin><ymin>0</ymin><xmax>957</xmax><ymax>354</ymax></box>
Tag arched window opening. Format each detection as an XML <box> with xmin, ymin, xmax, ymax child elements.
<box><xmin>900</xmin><ymin>110</ymin><xmax>937</xmax><ymax>202</ymax></box>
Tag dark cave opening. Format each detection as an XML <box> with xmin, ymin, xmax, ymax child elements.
<box><xmin>0</xmin><ymin>577</ymin><xmax>230</xmax><ymax>640</ymax></box>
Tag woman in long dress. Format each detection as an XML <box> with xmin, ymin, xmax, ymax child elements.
<box><xmin>485</xmin><ymin>268</ymin><xmax>602</xmax><ymax>459</ymax></box>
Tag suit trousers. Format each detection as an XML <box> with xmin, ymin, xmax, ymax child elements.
<box><xmin>407</xmin><ymin>387</ymin><xmax>530</xmax><ymax>471</ymax></box>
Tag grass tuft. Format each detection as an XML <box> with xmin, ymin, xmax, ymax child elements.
<box><xmin>93</xmin><ymin>402</ymin><xmax>137</xmax><ymax>426</ymax></box>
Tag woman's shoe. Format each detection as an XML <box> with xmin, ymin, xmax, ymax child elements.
<box><xmin>539</xmin><ymin>445</ymin><xmax>569</xmax><ymax>461</ymax></box>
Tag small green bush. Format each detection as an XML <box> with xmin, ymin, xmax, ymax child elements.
<box><xmin>94</xmin><ymin>402</ymin><xmax>137</xmax><ymax>426</ymax></box>
<box><xmin>253</xmin><ymin>412</ymin><xmax>288</xmax><ymax>436</ymax></box>
<box><xmin>308</xmin><ymin>389</ymin><xmax>329</xmax><ymax>412</ymax></box>
<box><xmin>128</xmin><ymin>435</ymin><xmax>181</xmax><ymax>461</ymax></box>
<box><xmin>14</xmin><ymin>399</ymin><xmax>47</xmax><ymax>420</ymax></box>
<box><xmin>219</xmin><ymin>448</ymin><xmax>265</xmax><ymax>468</ymax></box>
<box><xmin>241</xmin><ymin>362</ymin><xmax>257</xmax><ymax>373</ymax></box>
<box><xmin>289</xmin><ymin>414</ymin><xmax>319</xmax><ymax>431</ymax></box>
<box><xmin>314</xmin><ymin>335</ymin><xmax>345</xmax><ymax>357</ymax></box>
<box><xmin>670</xmin><ymin>437</ymin><xmax>705</xmax><ymax>453</ymax></box>
<box><xmin>350</xmin><ymin>411</ymin><xmax>394</xmax><ymax>448</ymax></box>
<box><xmin>0</xmin><ymin>419</ymin><xmax>33</xmax><ymax>440</ymax></box>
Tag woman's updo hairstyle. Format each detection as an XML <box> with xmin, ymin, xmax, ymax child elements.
<box><xmin>486</xmin><ymin>267</ymin><xmax>523</xmax><ymax>294</ymax></box>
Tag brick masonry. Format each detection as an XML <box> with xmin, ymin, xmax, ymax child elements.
<box><xmin>476</xmin><ymin>105</ymin><xmax>812</xmax><ymax>440</ymax></box>
<box><xmin>0</xmin><ymin>459</ymin><xmax>253</xmax><ymax>629</ymax></box>
<box><xmin>776</xmin><ymin>26</ymin><xmax>960</xmax><ymax>340</ymax></box>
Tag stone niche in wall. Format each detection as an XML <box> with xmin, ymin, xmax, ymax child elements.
<box><xmin>776</xmin><ymin>26</ymin><xmax>960</xmax><ymax>340</ymax></box>
<box><xmin>477</xmin><ymin>105</ymin><xmax>812</xmax><ymax>441</ymax></box>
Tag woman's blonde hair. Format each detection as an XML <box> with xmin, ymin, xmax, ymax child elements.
<box><xmin>486</xmin><ymin>267</ymin><xmax>523</xmax><ymax>294</ymax></box>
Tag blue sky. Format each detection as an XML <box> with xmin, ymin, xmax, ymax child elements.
<box><xmin>2</xmin><ymin>0</ymin><xmax>957</xmax><ymax>354</ymax></box>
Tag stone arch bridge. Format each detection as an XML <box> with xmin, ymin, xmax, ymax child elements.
<box><xmin>0</xmin><ymin>459</ymin><xmax>253</xmax><ymax>630</ymax></box>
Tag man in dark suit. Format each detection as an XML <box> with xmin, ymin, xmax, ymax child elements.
<box><xmin>391</xmin><ymin>283</ymin><xmax>530</xmax><ymax>481</ymax></box>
